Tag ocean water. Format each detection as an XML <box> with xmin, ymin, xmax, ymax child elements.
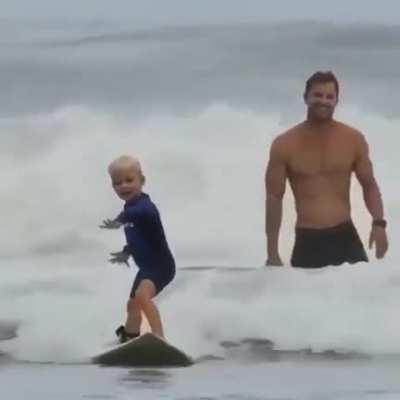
<box><xmin>1</xmin><ymin>19</ymin><xmax>400</xmax><ymax>399</ymax></box>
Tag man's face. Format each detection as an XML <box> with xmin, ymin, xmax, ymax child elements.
<box><xmin>110</xmin><ymin>167</ymin><xmax>144</xmax><ymax>202</ymax></box>
<box><xmin>304</xmin><ymin>81</ymin><xmax>338</xmax><ymax>122</ymax></box>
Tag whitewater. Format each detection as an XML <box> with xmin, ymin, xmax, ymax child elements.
<box><xmin>1</xmin><ymin>19</ymin><xmax>400</xmax><ymax>399</ymax></box>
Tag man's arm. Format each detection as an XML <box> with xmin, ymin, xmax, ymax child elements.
<box><xmin>353</xmin><ymin>133</ymin><xmax>388</xmax><ymax>259</ymax></box>
<box><xmin>353</xmin><ymin>133</ymin><xmax>384</xmax><ymax>221</ymax></box>
<box><xmin>265</xmin><ymin>137</ymin><xmax>287</xmax><ymax>265</ymax></box>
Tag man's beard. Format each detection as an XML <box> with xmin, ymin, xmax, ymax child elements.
<box><xmin>307</xmin><ymin>105</ymin><xmax>334</xmax><ymax>122</ymax></box>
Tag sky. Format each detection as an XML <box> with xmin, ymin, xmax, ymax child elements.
<box><xmin>2</xmin><ymin>20</ymin><xmax>400</xmax><ymax>120</ymax></box>
<box><xmin>1</xmin><ymin>0</ymin><xmax>400</xmax><ymax>24</ymax></box>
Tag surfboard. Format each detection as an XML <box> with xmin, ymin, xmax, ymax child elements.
<box><xmin>92</xmin><ymin>332</ymin><xmax>193</xmax><ymax>367</ymax></box>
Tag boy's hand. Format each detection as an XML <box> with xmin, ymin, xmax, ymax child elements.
<box><xmin>109</xmin><ymin>250</ymin><xmax>130</xmax><ymax>267</ymax></box>
<box><xmin>99</xmin><ymin>219</ymin><xmax>123</xmax><ymax>229</ymax></box>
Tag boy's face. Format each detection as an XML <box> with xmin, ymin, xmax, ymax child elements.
<box><xmin>110</xmin><ymin>167</ymin><xmax>144</xmax><ymax>202</ymax></box>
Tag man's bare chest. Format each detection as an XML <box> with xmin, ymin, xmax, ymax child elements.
<box><xmin>287</xmin><ymin>141</ymin><xmax>355</xmax><ymax>177</ymax></box>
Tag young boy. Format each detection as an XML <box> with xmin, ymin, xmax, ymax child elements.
<box><xmin>100</xmin><ymin>155</ymin><xmax>175</xmax><ymax>342</ymax></box>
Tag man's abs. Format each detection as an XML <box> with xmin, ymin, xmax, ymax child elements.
<box><xmin>290</xmin><ymin>176</ymin><xmax>351</xmax><ymax>228</ymax></box>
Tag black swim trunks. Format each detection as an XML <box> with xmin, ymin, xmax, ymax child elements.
<box><xmin>130</xmin><ymin>268</ymin><xmax>175</xmax><ymax>298</ymax></box>
<box><xmin>291</xmin><ymin>220</ymin><xmax>368</xmax><ymax>269</ymax></box>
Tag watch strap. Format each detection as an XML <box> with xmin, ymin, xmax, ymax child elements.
<box><xmin>372</xmin><ymin>219</ymin><xmax>387</xmax><ymax>228</ymax></box>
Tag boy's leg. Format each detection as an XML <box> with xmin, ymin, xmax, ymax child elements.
<box><xmin>134</xmin><ymin>279</ymin><xmax>164</xmax><ymax>338</ymax></box>
<box><xmin>125</xmin><ymin>297</ymin><xmax>142</xmax><ymax>335</ymax></box>
<box><xmin>116</xmin><ymin>273</ymin><xmax>143</xmax><ymax>343</ymax></box>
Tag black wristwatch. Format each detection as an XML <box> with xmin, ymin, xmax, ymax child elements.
<box><xmin>372</xmin><ymin>219</ymin><xmax>387</xmax><ymax>229</ymax></box>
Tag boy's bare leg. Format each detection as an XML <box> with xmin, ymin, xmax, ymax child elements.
<box><xmin>135</xmin><ymin>280</ymin><xmax>164</xmax><ymax>338</ymax></box>
<box><xmin>125</xmin><ymin>297</ymin><xmax>142</xmax><ymax>334</ymax></box>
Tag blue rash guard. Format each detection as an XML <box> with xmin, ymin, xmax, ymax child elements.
<box><xmin>116</xmin><ymin>192</ymin><xmax>175</xmax><ymax>296</ymax></box>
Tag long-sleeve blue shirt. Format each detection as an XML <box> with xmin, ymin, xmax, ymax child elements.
<box><xmin>116</xmin><ymin>193</ymin><xmax>175</xmax><ymax>273</ymax></box>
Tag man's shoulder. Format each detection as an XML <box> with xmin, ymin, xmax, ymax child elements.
<box><xmin>271</xmin><ymin>121</ymin><xmax>367</xmax><ymax>155</ymax></box>
<box><xmin>334</xmin><ymin>121</ymin><xmax>363</xmax><ymax>137</ymax></box>
<box><xmin>284</xmin><ymin>121</ymin><xmax>363</xmax><ymax>137</ymax></box>
<box><xmin>272</xmin><ymin>123</ymin><xmax>305</xmax><ymax>147</ymax></box>
<box><xmin>268</xmin><ymin>125</ymin><xmax>303</xmax><ymax>162</ymax></box>
<box><xmin>333</xmin><ymin>121</ymin><xmax>368</xmax><ymax>148</ymax></box>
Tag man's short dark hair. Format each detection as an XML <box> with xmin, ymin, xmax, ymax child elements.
<box><xmin>304</xmin><ymin>71</ymin><xmax>339</xmax><ymax>99</ymax></box>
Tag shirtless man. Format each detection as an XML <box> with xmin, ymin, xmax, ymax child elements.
<box><xmin>265</xmin><ymin>71</ymin><xmax>388</xmax><ymax>268</ymax></box>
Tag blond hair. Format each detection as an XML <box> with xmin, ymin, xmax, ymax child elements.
<box><xmin>108</xmin><ymin>155</ymin><xmax>144</xmax><ymax>177</ymax></box>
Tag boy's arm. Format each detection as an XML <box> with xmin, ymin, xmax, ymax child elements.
<box><xmin>100</xmin><ymin>202</ymin><xmax>155</xmax><ymax>230</ymax></box>
<box><xmin>265</xmin><ymin>137</ymin><xmax>287</xmax><ymax>266</ymax></box>
<box><xmin>117</xmin><ymin>202</ymin><xmax>156</xmax><ymax>225</ymax></box>
<box><xmin>109</xmin><ymin>249</ymin><xmax>130</xmax><ymax>267</ymax></box>
<box><xmin>99</xmin><ymin>218</ymin><xmax>123</xmax><ymax>229</ymax></box>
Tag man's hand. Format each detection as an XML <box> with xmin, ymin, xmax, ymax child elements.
<box><xmin>99</xmin><ymin>218</ymin><xmax>123</xmax><ymax>229</ymax></box>
<box><xmin>109</xmin><ymin>250</ymin><xmax>130</xmax><ymax>267</ymax></box>
<box><xmin>369</xmin><ymin>226</ymin><xmax>388</xmax><ymax>259</ymax></box>
<box><xmin>265</xmin><ymin>255</ymin><xmax>284</xmax><ymax>267</ymax></box>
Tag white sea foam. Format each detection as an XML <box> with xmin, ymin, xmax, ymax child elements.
<box><xmin>1</xmin><ymin>20</ymin><xmax>399</xmax><ymax>364</ymax></box>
